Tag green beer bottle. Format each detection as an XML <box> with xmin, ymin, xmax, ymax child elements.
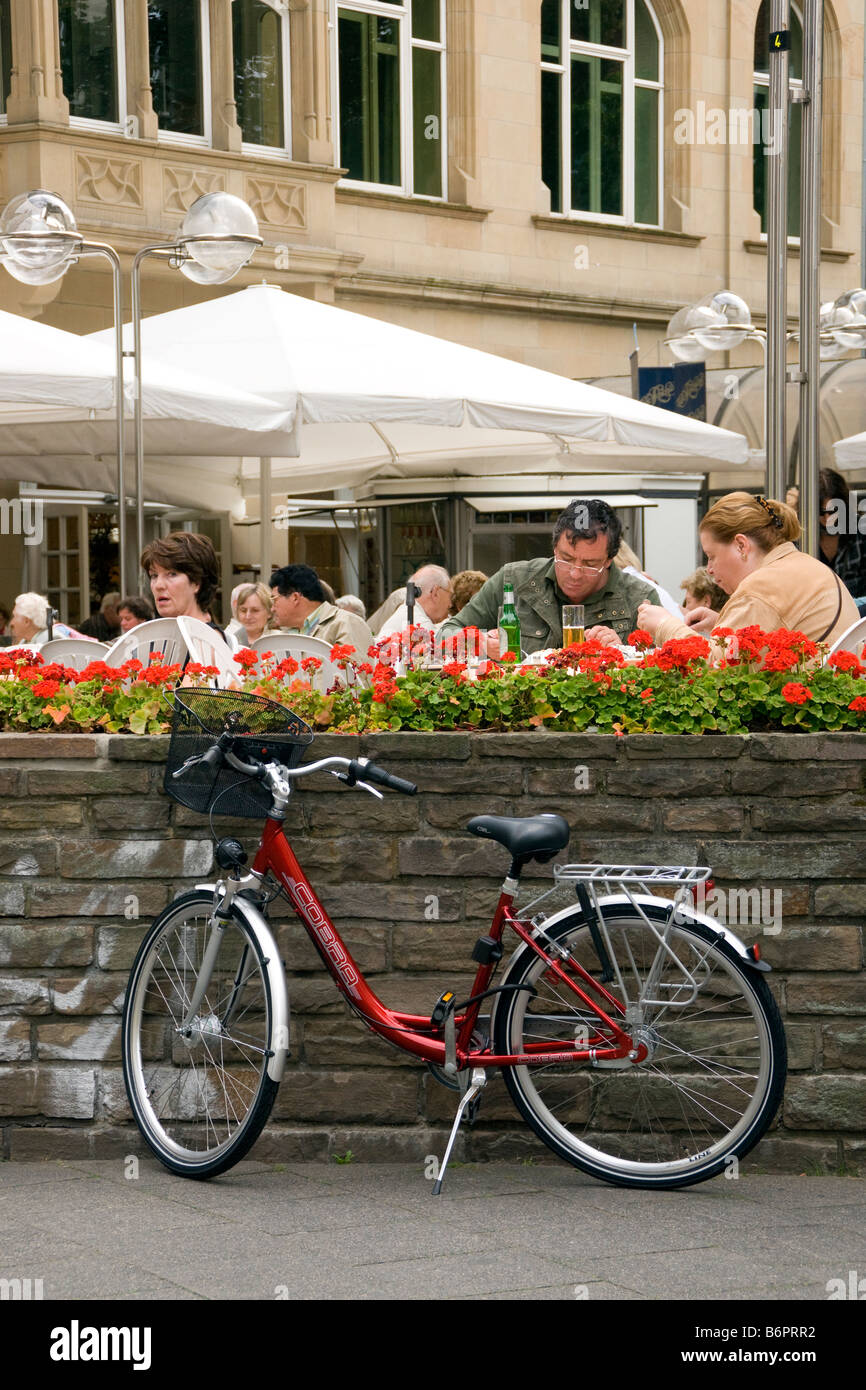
<box><xmin>500</xmin><ymin>581</ymin><xmax>521</xmax><ymax>657</ymax></box>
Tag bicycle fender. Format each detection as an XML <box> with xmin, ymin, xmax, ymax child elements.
<box><xmin>195</xmin><ymin>883</ymin><xmax>290</xmax><ymax>1083</ymax></box>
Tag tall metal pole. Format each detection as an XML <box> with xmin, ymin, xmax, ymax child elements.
<box><xmin>78</xmin><ymin>243</ymin><xmax>126</xmax><ymax>593</ymax></box>
<box><xmin>766</xmin><ymin>0</ymin><xmax>791</xmax><ymax>501</ymax></box>
<box><xmin>799</xmin><ymin>0</ymin><xmax>823</xmax><ymax>559</ymax></box>
<box><xmin>131</xmin><ymin>244</ymin><xmax>174</xmax><ymax>590</ymax></box>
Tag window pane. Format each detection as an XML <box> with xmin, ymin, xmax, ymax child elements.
<box><xmin>338</xmin><ymin>10</ymin><xmax>401</xmax><ymax>186</ymax></box>
<box><xmin>59</xmin><ymin>0</ymin><xmax>118</xmax><ymax>122</ymax></box>
<box><xmin>233</xmin><ymin>0</ymin><xmax>284</xmax><ymax>147</ymax></box>
<box><xmin>149</xmin><ymin>1</ymin><xmax>203</xmax><ymax>135</ymax></box>
<box><xmin>634</xmin><ymin>85</ymin><xmax>658</xmax><ymax>223</ymax></box>
<box><xmin>412</xmin><ymin>45</ymin><xmax>441</xmax><ymax>197</ymax></box>
<box><xmin>635</xmin><ymin>0</ymin><xmax>659</xmax><ymax>81</ymax></box>
<box><xmin>541</xmin><ymin>69</ymin><xmax>562</xmax><ymax>212</ymax></box>
<box><xmin>571</xmin><ymin>55</ymin><xmax>622</xmax><ymax>216</ymax></box>
<box><xmin>572</xmin><ymin>0</ymin><xmax>625</xmax><ymax>48</ymax></box>
<box><xmin>412</xmin><ymin>0</ymin><xmax>439</xmax><ymax>43</ymax></box>
<box><xmin>754</xmin><ymin>0</ymin><xmax>803</xmax><ymax>80</ymax></box>
<box><xmin>753</xmin><ymin>84</ymin><xmax>802</xmax><ymax>236</ymax></box>
<box><xmin>0</xmin><ymin>1</ymin><xmax>11</xmax><ymax>115</ymax></box>
<box><xmin>541</xmin><ymin>0</ymin><xmax>560</xmax><ymax>62</ymax></box>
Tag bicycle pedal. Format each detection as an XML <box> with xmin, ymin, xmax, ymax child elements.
<box><xmin>430</xmin><ymin>990</ymin><xmax>455</xmax><ymax>1028</ymax></box>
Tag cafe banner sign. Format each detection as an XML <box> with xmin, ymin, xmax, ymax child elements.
<box><xmin>638</xmin><ymin>364</ymin><xmax>706</xmax><ymax>422</ymax></box>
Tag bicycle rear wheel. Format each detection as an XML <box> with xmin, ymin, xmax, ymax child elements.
<box><xmin>122</xmin><ymin>890</ymin><xmax>279</xmax><ymax>1178</ymax></box>
<box><xmin>494</xmin><ymin>904</ymin><xmax>786</xmax><ymax>1189</ymax></box>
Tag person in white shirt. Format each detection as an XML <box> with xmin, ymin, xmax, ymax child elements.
<box><xmin>375</xmin><ymin>566</ymin><xmax>454</xmax><ymax>639</ymax></box>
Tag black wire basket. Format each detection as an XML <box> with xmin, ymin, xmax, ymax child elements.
<box><xmin>164</xmin><ymin>687</ymin><xmax>314</xmax><ymax>820</ymax></box>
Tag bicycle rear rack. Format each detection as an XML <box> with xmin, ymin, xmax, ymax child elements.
<box><xmin>520</xmin><ymin>862</ymin><xmax>714</xmax><ymax>1011</ymax></box>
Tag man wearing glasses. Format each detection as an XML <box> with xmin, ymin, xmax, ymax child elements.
<box><xmin>438</xmin><ymin>499</ymin><xmax>658</xmax><ymax>656</ymax></box>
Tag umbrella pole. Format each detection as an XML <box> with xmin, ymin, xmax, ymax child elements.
<box><xmin>260</xmin><ymin>457</ymin><xmax>272</xmax><ymax>584</ymax></box>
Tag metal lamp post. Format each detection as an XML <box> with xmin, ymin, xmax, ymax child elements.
<box><xmin>0</xmin><ymin>190</ymin><xmax>127</xmax><ymax>591</ymax></box>
<box><xmin>130</xmin><ymin>193</ymin><xmax>262</xmax><ymax>576</ymax></box>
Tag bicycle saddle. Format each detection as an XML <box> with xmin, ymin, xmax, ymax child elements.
<box><xmin>467</xmin><ymin>813</ymin><xmax>570</xmax><ymax>863</ymax></box>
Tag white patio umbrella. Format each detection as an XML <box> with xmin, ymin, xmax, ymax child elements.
<box><xmin>92</xmin><ymin>283</ymin><xmax>749</xmax><ymax>465</ymax></box>
<box><xmin>0</xmin><ymin>307</ymin><xmax>119</xmax><ymax>408</ymax></box>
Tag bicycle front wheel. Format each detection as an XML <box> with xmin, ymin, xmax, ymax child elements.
<box><xmin>122</xmin><ymin>891</ymin><xmax>280</xmax><ymax>1178</ymax></box>
<box><xmin>494</xmin><ymin>905</ymin><xmax>787</xmax><ymax>1189</ymax></box>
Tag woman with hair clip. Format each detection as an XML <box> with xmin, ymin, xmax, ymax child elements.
<box><xmin>636</xmin><ymin>491</ymin><xmax>859</xmax><ymax>655</ymax></box>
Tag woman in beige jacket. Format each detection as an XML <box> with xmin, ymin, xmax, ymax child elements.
<box><xmin>637</xmin><ymin>492</ymin><xmax>859</xmax><ymax>656</ymax></box>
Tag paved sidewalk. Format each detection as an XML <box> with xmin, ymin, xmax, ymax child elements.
<box><xmin>1</xmin><ymin>1159</ymin><xmax>864</xmax><ymax>1301</ymax></box>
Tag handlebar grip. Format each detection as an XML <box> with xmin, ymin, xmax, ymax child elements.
<box><xmin>352</xmin><ymin>759</ymin><xmax>417</xmax><ymax>795</ymax></box>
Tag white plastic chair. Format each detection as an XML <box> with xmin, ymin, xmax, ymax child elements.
<box><xmin>826</xmin><ymin>616</ymin><xmax>866</xmax><ymax>660</ymax></box>
<box><xmin>176</xmin><ymin>616</ymin><xmax>242</xmax><ymax>689</ymax></box>
<box><xmin>249</xmin><ymin>632</ymin><xmax>345</xmax><ymax>691</ymax></box>
<box><xmin>39</xmin><ymin>638</ymin><xmax>110</xmax><ymax>671</ymax></box>
<box><xmin>103</xmin><ymin>618</ymin><xmax>190</xmax><ymax>669</ymax></box>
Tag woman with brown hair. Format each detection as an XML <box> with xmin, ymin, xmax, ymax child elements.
<box><xmin>140</xmin><ymin>532</ymin><xmax>223</xmax><ymax>635</ymax></box>
<box><xmin>637</xmin><ymin>492</ymin><xmax>859</xmax><ymax>653</ymax></box>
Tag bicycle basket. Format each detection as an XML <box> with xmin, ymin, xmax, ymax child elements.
<box><xmin>164</xmin><ymin>687</ymin><xmax>314</xmax><ymax>820</ymax></box>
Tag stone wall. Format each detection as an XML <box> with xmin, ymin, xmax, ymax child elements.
<box><xmin>0</xmin><ymin>730</ymin><xmax>864</xmax><ymax>1173</ymax></box>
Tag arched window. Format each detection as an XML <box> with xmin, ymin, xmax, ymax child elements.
<box><xmin>753</xmin><ymin>0</ymin><xmax>803</xmax><ymax>237</ymax></box>
<box><xmin>232</xmin><ymin>0</ymin><xmax>290</xmax><ymax>151</ymax></box>
<box><xmin>334</xmin><ymin>1</ymin><xmax>446</xmax><ymax>198</ymax></box>
<box><xmin>541</xmin><ymin>0</ymin><xmax>662</xmax><ymax>225</ymax></box>
<box><xmin>0</xmin><ymin>1</ymin><xmax>11</xmax><ymax>118</ymax></box>
<box><xmin>149</xmin><ymin>1</ymin><xmax>210</xmax><ymax>142</ymax></box>
<box><xmin>59</xmin><ymin>0</ymin><xmax>125</xmax><ymax>126</ymax></box>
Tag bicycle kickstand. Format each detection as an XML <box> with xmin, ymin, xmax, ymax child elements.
<box><xmin>432</xmin><ymin>1068</ymin><xmax>487</xmax><ymax>1196</ymax></box>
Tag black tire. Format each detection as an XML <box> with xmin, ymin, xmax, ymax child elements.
<box><xmin>494</xmin><ymin>904</ymin><xmax>787</xmax><ymax>1189</ymax></box>
<box><xmin>122</xmin><ymin>890</ymin><xmax>279</xmax><ymax>1179</ymax></box>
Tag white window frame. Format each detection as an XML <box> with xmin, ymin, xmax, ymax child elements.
<box><xmin>331</xmin><ymin>0</ymin><xmax>447</xmax><ymax>200</ymax></box>
<box><xmin>541</xmin><ymin>0</ymin><xmax>663</xmax><ymax>228</ymax></box>
<box><xmin>153</xmin><ymin>0</ymin><xmax>213</xmax><ymax>149</ymax></box>
<box><xmin>232</xmin><ymin>0</ymin><xmax>292</xmax><ymax>159</ymax></box>
<box><xmin>752</xmin><ymin>0</ymin><xmax>803</xmax><ymax>241</ymax></box>
<box><xmin>63</xmin><ymin>0</ymin><xmax>128</xmax><ymax>135</ymax></box>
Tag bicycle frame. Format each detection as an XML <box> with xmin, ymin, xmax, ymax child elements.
<box><xmin>249</xmin><ymin>817</ymin><xmax>646</xmax><ymax>1072</ymax></box>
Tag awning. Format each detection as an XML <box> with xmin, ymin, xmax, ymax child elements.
<box><xmin>464</xmin><ymin>494</ymin><xmax>657</xmax><ymax>512</ymax></box>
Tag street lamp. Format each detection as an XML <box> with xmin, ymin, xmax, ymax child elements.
<box><xmin>0</xmin><ymin>190</ymin><xmax>126</xmax><ymax>590</ymax></box>
<box><xmin>131</xmin><ymin>193</ymin><xmax>262</xmax><ymax>571</ymax></box>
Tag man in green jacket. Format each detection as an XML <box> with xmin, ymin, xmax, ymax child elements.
<box><xmin>438</xmin><ymin>499</ymin><xmax>659</xmax><ymax>656</ymax></box>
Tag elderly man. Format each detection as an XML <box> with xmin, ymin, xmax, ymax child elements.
<box><xmin>375</xmin><ymin>565</ymin><xmax>454</xmax><ymax>638</ymax></box>
<box><xmin>438</xmin><ymin>499</ymin><xmax>658</xmax><ymax>655</ymax></box>
<box><xmin>270</xmin><ymin>564</ymin><xmax>374</xmax><ymax>654</ymax></box>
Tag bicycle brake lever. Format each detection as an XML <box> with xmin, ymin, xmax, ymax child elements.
<box><xmin>356</xmin><ymin>779</ymin><xmax>384</xmax><ymax>800</ymax></box>
<box><xmin>328</xmin><ymin>769</ymin><xmax>384</xmax><ymax>799</ymax></box>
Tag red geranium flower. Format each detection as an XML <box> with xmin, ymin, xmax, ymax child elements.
<box><xmin>848</xmin><ymin>696</ymin><xmax>866</xmax><ymax>712</ymax></box>
<box><xmin>628</xmin><ymin>629</ymin><xmax>653</xmax><ymax>649</ymax></box>
<box><xmin>31</xmin><ymin>679</ymin><xmax>60</xmax><ymax>698</ymax></box>
<box><xmin>782</xmin><ymin>682</ymin><xmax>813</xmax><ymax>705</ymax></box>
<box><xmin>830</xmin><ymin>651</ymin><xmax>863</xmax><ymax>674</ymax></box>
<box><xmin>233</xmin><ymin>648</ymin><xmax>259</xmax><ymax>670</ymax></box>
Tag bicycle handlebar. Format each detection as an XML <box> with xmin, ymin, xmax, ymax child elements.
<box><xmin>172</xmin><ymin>744</ymin><xmax>417</xmax><ymax>795</ymax></box>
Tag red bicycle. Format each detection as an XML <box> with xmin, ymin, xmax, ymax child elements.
<box><xmin>121</xmin><ymin>688</ymin><xmax>787</xmax><ymax>1191</ymax></box>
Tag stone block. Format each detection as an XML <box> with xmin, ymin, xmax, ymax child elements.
<box><xmin>26</xmin><ymin>766</ymin><xmax>151</xmax><ymax>796</ymax></box>
<box><xmin>0</xmin><ymin>925</ymin><xmax>93</xmax><ymax>968</ymax></box>
<box><xmin>392</xmin><ymin>924</ymin><xmax>481</xmax><ymax>972</ymax></box>
<box><xmin>732</xmin><ymin>764</ymin><xmax>861</xmax><ymax>796</ymax></box>
<box><xmin>37</xmin><ymin>1019</ymin><xmax>122</xmax><ymax>1061</ymax></box>
<box><xmin>420</xmin><ymin>795</ymin><xmax>514</xmax><ymax>830</ymax></box>
<box><xmin>52</xmin><ymin>975</ymin><xmax>128</xmax><ymax>1015</ymax></box>
<box><xmin>760</xmin><ymin>925</ymin><xmax>862</xmax><ymax>972</ymax></box>
<box><xmin>300</xmin><ymin>1017</ymin><xmax>417</xmax><ymax>1068</ymax></box>
<box><xmin>0</xmin><ymin>734</ymin><xmax>105</xmax><ymax>759</ymax></box>
<box><xmin>29</xmin><ymin>882</ymin><xmax>168</xmax><ymax>919</ymax></box>
<box><xmin>293</xmin><ymin>837</ymin><xmax>396</xmax><ymax>880</ymax></box>
<box><xmin>822</xmin><ymin>1024</ymin><xmax>866</xmax><ymax>1069</ymax></box>
<box><xmin>277</xmin><ymin>922</ymin><xmax>387</xmax><ymax>975</ymax></box>
<box><xmin>361</xmin><ymin>733</ymin><xmax>470</xmax><ymax>761</ymax></box>
<box><xmin>751</xmin><ymin>797</ymin><xmax>866</xmax><ymax>831</ymax></box>
<box><xmin>0</xmin><ymin>841</ymin><xmax>56</xmax><ymax>876</ymax></box>
<box><xmin>90</xmin><ymin>799</ymin><xmax>171</xmax><ymax>830</ymax></box>
<box><xmin>625</xmin><ymin>735</ymin><xmax>747</xmax><ymax>759</ymax></box>
<box><xmin>243</xmin><ymin>1126</ymin><xmax>332</xmax><ymax>1163</ymax></box>
<box><xmin>784</xmin><ymin>1023</ymin><xmax>817</xmax><ymax>1071</ymax></box>
<box><xmin>0</xmin><ymin>885</ymin><xmax>26</xmax><ymax>915</ymax></box>
<box><xmin>0</xmin><ymin>803</ymin><xmax>82</xmax><ymax>829</ymax></box>
<box><xmin>0</xmin><ymin>1065</ymin><xmax>95</xmax><ymax>1118</ymax></box>
<box><xmin>304</xmin><ymin>798</ymin><xmax>420</xmax><ymax>834</ymax></box>
<box><xmin>271</xmin><ymin>882</ymin><xmax>462</xmax><ymax>925</ymax></box>
<box><xmin>478</xmin><ymin>733</ymin><xmax>620</xmax><ymax>760</ymax></box>
<box><xmin>606</xmin><ymin>764</ymin><xmax>727</xmax><ymax>796</ymax></box>
<box><xmin>748</xmin><ymin>733</ymin><xmax>866</xmax><ymax>760</ymax></box>
<box><xmin>0</xmin><ymin>976</ymin><xmax>50</xmax><ymax>1014</ymax></box>
<box><xmin>784</xmin><ymin>1074</ymin><xmax>866</xmax><ymax>1130</ymax></box>
<box><xmin>786</xmin><ymin>976</ymin><xmax>866</xmax><ymax>1015</ymax></box>
<box><xmin>663</xmin><ymin>800</ymin><xmax>744</xmax><ymax>832</ymax></box>
<box><xmin>815</xmin><ymin>883</ymin><xmax>866</xmax><ymax>918</ymax></box>
<box><xmin>398</xmin><ymin>836</ymin><xmax>503</xmax><ymax>877</ymax></box>
<box><xmin>99</xmin><ymin>1069</ymin><xmax>133</xmax><ymax>1122</ymax></box>
<box><xmin>95</xmin><ymin>928</ymin><xmax>155</xmax><ymax>971</ymax></box>
<box><xmin>742</xmin><ymin>1135</ymin><xmax>844</xmax><ymax>1174</ymax></box>
<box><xmin>58</xmin><ymin>838</ymin><xmax>212</xmax><ymax>879</ymax></box>
<box><xmin>107</xmin><ymin>735</ymin><xmax>171</xmax><ymax>762</ymax></box>
<box><xmin>0</xmin><ymin>769</ymin><xmax>23</xmax><ymax>796</ymax></box>
<box><xmin>0</xmin><ymin>1019</ymin><xmax>31</xmax><ymax>1061</ymax></box>
<box><xmin>272</xmin><ymin>1068</ymin><xmax>419</xmax><ymax>1122</ymax></box>
<box><xmin>7</xmin><ymin>1127</ymin><xmax>92</xmax><ymax>1160</ymax></box>
<box><xmin>327</xmin><ymin>1126</ymin><xmax>449</xmax><ymax>1162</ymax></box>
<box><xmin>703</xmin><ymin>840</ymin><xmax>865</xmax><ymax>879</ymax></box>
